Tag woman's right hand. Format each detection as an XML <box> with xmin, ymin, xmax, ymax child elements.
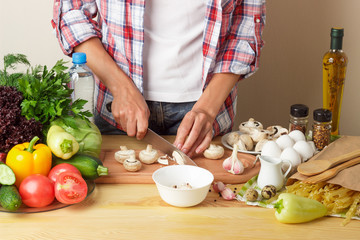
<box><xmin>111</xmin><ymin>86</ymin><xmax>150</xmax><ymax>140</ymax></box>
<box><xmin>74</xmin><ymin>38</ymin><xmax>150</xmax><ymax>139</ymax></box>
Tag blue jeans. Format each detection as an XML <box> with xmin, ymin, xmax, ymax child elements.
<box><xmin>95</xmin><ymin>101</ymin><xmax>196</xmax><ymax>135</ymax></box>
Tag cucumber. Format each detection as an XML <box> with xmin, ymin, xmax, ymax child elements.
<box><xmin>53</xmin><ymin>154</ymin><xmax>108</xmax><ymax>180</ymax></box>
<box><xmin>0</xmin><ymin>185</ymin><xmax>22</xmax><ymax>211</ymax></box>
<box><xmin>0</xmin><ymin>162</ymin><xmax>16</xmax><ymax>185</ymax></box>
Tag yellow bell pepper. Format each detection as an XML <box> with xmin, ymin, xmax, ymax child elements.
<box><xmin>6</xmin><ymin>136</ymin><xmax>52</xmax><ymax>187</ymax></box>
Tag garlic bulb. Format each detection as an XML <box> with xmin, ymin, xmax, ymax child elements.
<box><xmin>204</xmin><ymin>144</ymin><xmax>225</xmax><ymax>160</ymax></box>
<box><xmin>222</xmin><ymin>144</ymin><xmax>245</xmax><ymax>175</ymax></box>
<box><xmin>115</xmin><ymin>146</ymin><xmax>136</xmax><ymax>164</ymax></box>
<box><xmin>139</xmin><ymin>144</ymin><xmax>158</xmax><ymax>164</ymax></box>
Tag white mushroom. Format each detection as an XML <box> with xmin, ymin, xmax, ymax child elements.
<box><xmin>226</xmin><ymin>131</ymin><xmax>240</xmax><ymax>146</ymax></box>
<box><xmin>235</xmin><ymin>139</ymin><xmax>247</xmax><ymax>151</ymax></box>
<box><xmin>255</xmin><ymin>139</ymin><xmax>269</xmax><ymax>152</ymax></box>
<box><xmin>139</xmin><ymin>144</ymin><xmax>158</xmax><ymax>164</ymax></box>
<box><xmin>239</xmin><ymin>134</ymin><xmax>254</xmax><ymax>151</ymax></box>
<box><xmin>250</xmin><ymin>128</ymin><xmax>268</xmax><ymax>143</ymax></box>
<box><xmin>114</xmin><ymin>146</ymin><xmax>136</xmax><ymax>164</ymax></box>
<box><xmin>266</xmin><ymin>125</ymin><xmax>288</xmax><ymax>139</ymax></box>
<box><xmin>172</xmin><ymin>151</ymin><xmax>185</xmax><ymax>165</ymax></box>
<box><xmin>123</xmin><ymin>155</ymin><xmax>142</xmax><ymax>172</ymax></box>
<box><xmin>203</xmin><ymin>144</ymin><xmax>225</xmax><ymax>160</ymax></box>
<box><xmin>239</xmin><ymin>118</ymin><xmax>263</xmax><ymax>134</ymax></box>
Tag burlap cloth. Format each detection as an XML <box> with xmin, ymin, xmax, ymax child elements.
<box><xmin>288</xmin><ymin>135</ymin><xmax>360</xmax><ymax>191</ymax></box>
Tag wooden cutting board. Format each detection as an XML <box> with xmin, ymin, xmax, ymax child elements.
<box><xmin>95</xmin><ymin>148</ymin><xmax>260</xmax><ymax>184</ymax></box>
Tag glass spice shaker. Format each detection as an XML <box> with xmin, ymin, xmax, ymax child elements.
<box><xmin>312</xmin><ymin>108</ymin><xmax>332</xmax><ymax>150</ymax></box>
<box><xmin>289</xmin><ymin>104</ymin><xmax>309</xmax><ymax>134</ymax></box>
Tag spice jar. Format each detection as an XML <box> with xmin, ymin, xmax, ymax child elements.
<box><xmin>312</xmin><ymin>108</ymin><xmax>332</xmax><ymax>150</ymax></box>
<box><xmin>289</xmin><ymin>104</ymin><xmax>309</xmax><ymax>134</ymax></box>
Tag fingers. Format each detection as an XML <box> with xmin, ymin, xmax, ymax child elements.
<box><xmin>175</xmin><ymin>110</ymin><xmax>214</xmax><ymax>157</ymax></box>
<box><xmin>174</xmin><ymin>112</ymin><xmax>195</xmax><ymax>150</ymax></box>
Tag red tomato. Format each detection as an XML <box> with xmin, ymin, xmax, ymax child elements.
<box><xmin>48</xmin><ymin>163</ymin><xmax>81</xmax><ymax>183</ymax></box>
<box><xmin>55</xmin><ymin>172</ymin><xmax>88</xmax><ymax>204</ymax></box>
<box><xmin>19</xmin><ymin>174</ymin><xmax>55</xmax><ymax>208</ymax></box>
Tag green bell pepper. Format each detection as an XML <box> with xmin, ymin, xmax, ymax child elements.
<box><xmin>274</xmin><ymin>193</ymin><xmax>328</xmax><ymax>223</ymax></box>
<box><xmin>47</xmin><ymin>125</ymin><xmax>79</xmax><ymax>160</ymax></box>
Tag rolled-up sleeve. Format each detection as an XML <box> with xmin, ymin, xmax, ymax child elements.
<box><xmin>213</xmin><ymin>0</ymin><xmax>266</xmax><ymax>78</ymax></box>
<box><xmin>52</xmin><ymin>0</ymin><xmax>102</xmax><ymax>55</ymax></box>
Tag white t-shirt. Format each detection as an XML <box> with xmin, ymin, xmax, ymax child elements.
<box><xmin>143</xmin><ymin>0</ymin><xmax>206</xmax><ymax>102</ymax></box>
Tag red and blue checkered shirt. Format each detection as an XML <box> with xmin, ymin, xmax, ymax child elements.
<box><xmin>52</xmin><ymin>0</ymin><xmax>266</xmax><ymax>136</ymax></box>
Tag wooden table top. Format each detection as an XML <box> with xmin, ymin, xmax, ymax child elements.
<box><xmin>0</xmin><ymin>135</ymin><xmax>359</xmax><ymax>240</ymax></box>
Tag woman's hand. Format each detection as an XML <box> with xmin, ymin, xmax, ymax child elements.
<box><xmin>111</xmin><ymin>87</ymin><xmax>150</xmax><ymax>140</ymax></box>
<box><xmin>174</xmin><ymin>108</ymin><xmax>214</xmax><ymax>158</ymax></box>
<box><xmin>74</xmin><ymin>38</ymin><xmax>149</xmax><ymax>139</ymax></box>
<box><xmin>174</xmin><ymin>73</ymin><xmax>240</xmax><ymax>157</ymax></box>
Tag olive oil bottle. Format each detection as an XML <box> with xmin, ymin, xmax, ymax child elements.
<box><xmin>322</xmin><ymin>28</ymin><xmax>348</xmax><ymax>136</ymax></box>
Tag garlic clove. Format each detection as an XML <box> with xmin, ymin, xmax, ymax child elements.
<box><xmin>222</xmin><ymin>144</ymin><xmax>245</xmax><ymax>175</ymax></box>
<box><xmin>115</xmin><ymin>146</ymin><xmax>136</xmax><ymax>164</ymax></box>
<box><xmin>221</xmin><ymin>187</ymin><xmax>236</xmax><ymax>200</ymax></box>
<box><xmin>139</xmin><ymin>144</ymin><xmax>158</xmax><ymax>164</ymax></box>
<box><xmin>203</xmin><ymin>144</ymin><xmax>225</xmax><ymax>160</ymax></box>
<box><xmin>212</xmin><ymin>181</ymin><xmax>226</xmax><ymax>193</ymax></box>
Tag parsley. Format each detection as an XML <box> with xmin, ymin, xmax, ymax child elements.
<box><xmin>0</xmin><ymin>53</ymin><xmax>92</xmax><ymax>130</ymax></box>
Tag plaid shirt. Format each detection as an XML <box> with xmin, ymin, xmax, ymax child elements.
<box><xmin>52</xmin><ymin>0</ymin><xmax>266</xmax><ymax>136</ymax></box>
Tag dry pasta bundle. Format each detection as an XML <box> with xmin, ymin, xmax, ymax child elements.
<box><xmin>286</xmin><ymin>181</ymin><xmax>360</xmax><ymax>225</ymax></box>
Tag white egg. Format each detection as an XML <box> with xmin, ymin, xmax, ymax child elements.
<box><xmin>280</xmin><ymin>147</ymin><xmax>302</xmax><ymax>172</ymax></box>
<box><xmin>275</xmin><ymin>135</ymin><xmax>295</xmax><ymax>150</ymax></box>
<box><xmin>307</xmin><ymin>141</ymin><xmax>316</xmax><ymax>155</ymax></box>
<box><xmin>293</xmin><ymin>140</ymin><xmax>314</xmax><ymax>162</ymax></box>
<box><xmin>261</xmin><ymin>140</ymin><xmax>282</xmax><ymax>158</ymax></box>
<box><xmin>288</xmin><ymin>130</ymin><xmax>306</xmax><ymax>142</ymax></box>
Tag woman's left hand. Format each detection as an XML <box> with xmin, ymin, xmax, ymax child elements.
<box><xmin>174</xmin><ymin>108</ymin><xmax>214</xmax><ymax>158</ymax></box>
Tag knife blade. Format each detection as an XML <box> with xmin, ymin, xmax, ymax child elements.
<box><xmin>105</xmin><ymin>101</ymin><xmax>197</xmax><ymax>166</ymax></box>
<box><xmin>143</xmin><ymin>128</ymin><xmax>197</xmax><ymax>166</ymax></box>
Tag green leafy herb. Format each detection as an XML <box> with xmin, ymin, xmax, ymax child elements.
<box><xmin>0</xmin><ymin>53</ymin><xmax>92</xmax><ymax>131</ymax></box>
<box><xmin>0</xmin><ymin>54</ymin><xmax>30</xmax><ymax>88</ymax></box>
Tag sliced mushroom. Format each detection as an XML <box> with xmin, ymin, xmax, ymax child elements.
<box><xmin>123</xmin><ymin>155</ymin><xmax>142</xmax><ymax>172</ymax></box>
<box><xmin>139</xmin><ymin>144</ymin><xmax>158</xmax><ymax>164</ymax></box>
<box><xmin>235</xmin><ymin>139</ymin><xmax>247</xmax><ymax>151</ymax></box>
<box><xmin>172</xmin><ymin>151</ymin><xmax>185</xmax><ymax>165</ymax></box>
<box><xmin>157</xmin><ymin>155</ymin><xmax>170</xmax><ymax>165</ymax></box>
<box><xmin>114</xmin><ymin>146</ymin><xmax>136</xmax><ymax>164</ymax></box>
<box><xmin>203</xmin><ymin>144</ymin><xmax>225</xmax><ymax>160</ymax></box>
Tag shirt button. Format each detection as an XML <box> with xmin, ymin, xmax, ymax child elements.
<box><xmin>256</xmin><ymin>18</ymin><xmax>260</xmax><ymax>23</ymax></box>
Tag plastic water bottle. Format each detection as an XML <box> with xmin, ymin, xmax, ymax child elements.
<box><xmin>69</xmin><ymin>52</ymin><xmax>95</xmax><ymax>122</ymax></box>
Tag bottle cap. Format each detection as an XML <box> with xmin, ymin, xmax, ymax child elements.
<box><xmin>290</xmin><ymin>104</ymin><xmax>309</xmax><ymax>117</ymax></box>
<box><xmin>313</xmin><ymin>108</ymin><xmax>332</xmax><ymax>122</ymax></box>
<box><xmin>331</xmin><ymin>28</ymin><xmax>344</xmax><ymax>38</ymax></box>
<box><xmin>72</xmin><ymin>52</ymin><xmax>87</xmax><ymax>64</ymax></box>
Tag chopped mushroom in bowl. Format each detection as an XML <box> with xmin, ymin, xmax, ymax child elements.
<box><xmin>152</xmin><ymin>165</ymin><xmax>214</xmax><ymax>207</ymax></box>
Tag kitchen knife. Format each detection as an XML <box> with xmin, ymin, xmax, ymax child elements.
<box><xmin>143</xmin><ymin>128</ymin><xmax>197</xmax><ymax>166</ymax></box>
<box><xmin>105</xmin><ymin>101</ymin><xmax>197</xmax><ymax>166</ymax></box>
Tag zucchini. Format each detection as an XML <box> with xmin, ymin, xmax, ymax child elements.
<box><xmin>0</xmin><ymin>185</ymin><xmax>22</xmax><ymax>211</ymax></box>
<box><xmin>53</xmin><ymin>154</ymin><xmax>108</xmax><ymax>180</ymax></box>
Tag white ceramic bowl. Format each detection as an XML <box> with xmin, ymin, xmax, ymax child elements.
<box><xmin>152</xmin><ymin>165</ymin><xmax>214</xmax><ymax>207</ymax></box>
